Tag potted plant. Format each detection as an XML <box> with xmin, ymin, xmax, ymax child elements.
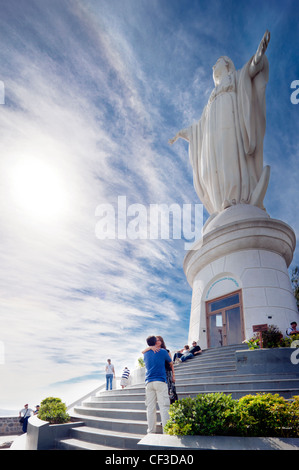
<box><xmin>38</xmin><ymin>397</ymin><xmax>70</xmax><ymax>425</ymax></box>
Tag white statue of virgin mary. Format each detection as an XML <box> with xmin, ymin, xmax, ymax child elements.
<box><xmin>169</xmin><ymin>31</ymin><xmax>271</xmax><ymax>216</ymax></box>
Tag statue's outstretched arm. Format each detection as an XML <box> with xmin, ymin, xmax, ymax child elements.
<box><xmin>169</xmin><ymin>127</ymin><xmax>190</xmax><ymax>145</ymax></box>
<box><xmin>249</xmin><ymin>30</ymin><xmax>270</xmax><ymax>77</ymax></box>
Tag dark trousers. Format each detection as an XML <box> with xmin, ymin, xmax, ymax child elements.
<box><xmin>22</xmin><ymin>416</ymin><xmax>29</xmax><ymax>433</ymax></box>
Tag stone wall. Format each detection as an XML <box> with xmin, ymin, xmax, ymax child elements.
<box><xmin>0</xmin><ymin>416</ymin><xmax>22</xmax><ymax>435</ymax></box>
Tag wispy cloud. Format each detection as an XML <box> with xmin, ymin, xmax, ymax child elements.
<box><xmin>0</xmin><ymin>0</ymin><xmax>298</xmax><ymax>409</ymax></box>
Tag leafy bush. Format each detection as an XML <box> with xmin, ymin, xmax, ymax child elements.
<box><xmin>164</xmin><ymin>392</ymin><xmax>299</xmax><ymax>438</ymax></box>
<box><xmin>238</xmin><ymin>393</ymin><xmax>299</xmax><ymax>437</ymax></box>
<box><xmin>280</xmin><ymin>333</ymin><xmax>299</xmax><ymax>347</ymax></box>
<box><xmin>245</xmin><ymin>324</ymin><xmax>299</xmax><ymax>349</ymax></box>
<box><xmin>244</xmin><ymin>337</ymin><xmax>260</xmax><ymax>349</ymax></box>
<box><xmin>38</xmin><ymin>397</ymin><xmax>70</xmax><ymax>425</ymax></box>
<box><xmin>165</xmin><ymin>393</ymin><xmax>241</xmax><ymax>436</ymax></box>
<box><xmin>261</xmin><ymin>325</ymin><xmax>283</xmax><ymax>348</ymax></box>
<box><xmin>137</xmin><ymin>357</ymin><xmax>145</xmax><ymax>368</ymax></box>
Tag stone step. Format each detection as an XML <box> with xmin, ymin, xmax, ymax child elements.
<box><xmin>176</xmin><ymin>353</ymin><xmax>237</xmax><ymax>361</ymax></box>
<box><xmin>181</xmin><ymin>344</ymin><xmax>248</xmax><ymax>359</ymax></box>
<box><xmin>201</xmin><ymin>344</ymin><xmax>249</xmax><ymax>353</ymax></box>
<box><xmin>71</xmin><ymin>411</ymin><xmax>149</xmax><ymax>434</ymax></box>
<box><xmin>182</xmin><ymin>353</ymin><xmax>237</xmax><ymax>362</ymax></box>
<box><xmin>175</xmin><ymin>366</ymin><xmax>236</xmax><ymax>376</ymax></box>
<box><xmin>92</xmin><ymin>386</ymin><xmax>299</xmax><ymax>407</ymax></box>
<box><xmin>83</xmin><ymin>400</ymin><xmax>146</xmax><ymax>410</ymax></box>
<box><xmin>174</xmin><ymin>366</ymin><xmax>237</xmax><ymax>377</ymax></box>
<box><xmin>178</xmin><ymin>388</ymin><xmax>299</xmax><ymax>400</ymax></box>
<box><xmin>98</xmin><ymin>386</ymin><xmax>145</xmax><ymax>398</ymax></box>
<box><xmin>175</xmin><ymin>372</ymin><xmax>299</xmax><ymax>384</ymax></box>
<box><xmin>96</xmin><ymin>375</ymin><xmax>299</xmax><ymax>397</ymax></box>
<box><xmin>174</xmin><ymin>360</ymin><xmax>236</xmax><ymax>370</ymax></box>
<box><xmin>63</xmin><ymin>343</ymin><xmax>297</xmax><ymax>450</ymax></box>
<box><xmin>174</xmin><ymin>370</ymin><xmax>237</xmax><ymax>381</ymax></box>
<box><xmin>85</xmin><ymin>374</ymin><xmax>299</xmax><ymax>408</ymax></box>
<box><xmin>94</xmin><ymin>392</ymin><xmax>145</xmax><ymax>402</ymax></box>
<box><xmin>170</xmin><ymin>345</ymin><xmax>248</xmax><ymax>365</ymax></box>
<box><xmin>57</xmin><ymin>437</ymin><xmax>121</xmax><ymax>451</ymax></box>
<box><xmin>69</xmin><ymin>426</ymin><xmax>144</xmax><ymax>450</ymax></box>
<box><xmin>74</xmin><ymin>405</ymin><xmax>149</xmax><ymax>421</ymax></box>
<box><xmin>177</xmin><ymin>378</ymin><xmax>299</xmax><ymax>393</ymax></box>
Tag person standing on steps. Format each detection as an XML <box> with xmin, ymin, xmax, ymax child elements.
<box><xmin>156</xmin><ymin>335</ymin><xmax>178</xmax><ymax>404</ymax></box>
<box><xmin>143</xmin><ymin>335</ymin><xmax>173</xmax><ymax>433</ymax></box>
<box><xmin>120</xmin><ymin>367</ymin><xmax>130</xmax><ymax>388</ymax></box>
<box><xmin>105</xmin><ymin>359</ymin><xmax>115</xmax><ymax>390</ymax></box>
<box><xmin>19</xmin><ymin>404</ymin><xmax>33</xmax><ymax>433</ymax></box>
<box><xmin>142</xmin><ymin>335</ymin><xmax>178</xmax><ymax>404</ymax></box>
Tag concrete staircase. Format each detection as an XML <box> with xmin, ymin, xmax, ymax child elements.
<box><xmin>56</xmin><ymin>344</ymin><xmax>299</xmax><ymax>450</ymax></box>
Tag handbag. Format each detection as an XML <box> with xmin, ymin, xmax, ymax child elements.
<box><xmin>170</xmin><ymin>385</ymin><xmax>178</xmax><ymax>404</ymax></box>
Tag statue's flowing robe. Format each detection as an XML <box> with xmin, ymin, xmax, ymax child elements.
<box><xmin>189</xmin><ymin>57</ymin><xmax>269</xmax><ymax>215</ymax></box>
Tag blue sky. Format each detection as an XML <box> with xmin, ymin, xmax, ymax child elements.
<box><xmin>0</xmin><ymin>0</ymin><xmax>298</xmax><ymax>410</ymax></box>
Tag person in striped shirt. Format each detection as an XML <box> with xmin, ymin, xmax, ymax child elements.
<box><xmin>120</xmin><ymin>367</ymin><xmax>130</xmax><ymax>388</ymax></box>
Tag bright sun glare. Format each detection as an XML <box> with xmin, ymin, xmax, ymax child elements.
<box><xmin>11</xmin><ymin>159</ymin><xmax>69</xmax><ymax>221</ymax></box>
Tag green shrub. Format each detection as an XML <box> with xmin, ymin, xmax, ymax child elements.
<box><xmin>280</xmin><ymin>333</ymin><xmax>299</xmax><ymax>347</ymax></box>
<box><xmin>38</xmin><ymin>397</ymin><xmax>70</xmax><ymax>425</ymax></box>
<box><xmin>164</xmin><ymin>393</ymin><xmax>240</xmax><ymax>436</ymax></box>
<box><xmin>245</xmin><ymin>337</ymin><xmax>260</xmax><ymax>349</ymax></box>
<box><xmin>238</xmin><ymin>393</ymin><xmax>299</xmax><ymax>438</ymax></box>
<box><xmin>261</xmin><ymin>325</ymin><xmax>283</xmax><ymax>348</ymax></box>
<box><xmin>137</xmin><ymin>357</ymin><xmax>145</xmax><ymax>368</ymax></box>
<box><xmin>246</xmin><ymin>324</ymin><xmax>299</xmax><ymax>349</ymax></box>
<box><xmin>289</xmin><ymin>396</ymin><xmax>299</xmax><ymax>436</ymax></box>
<box><xmin>164</xmin><ymin>393</ymin><xmax>299</xmax><ymax>437</ymax></box>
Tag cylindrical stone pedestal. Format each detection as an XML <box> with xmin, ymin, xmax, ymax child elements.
<box><xmin>183</xmin><ymin>205</ymin><xmax>298</xmax><ymax>349</ymax></box>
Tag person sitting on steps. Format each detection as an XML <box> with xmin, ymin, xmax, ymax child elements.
<box><xmin>179</xmin><ymin>341</ymin><xmax>202</xmax><ymax>362</ymax></box>
<box><xmin>173</xmin><ymin>345</ymin><xmax>190</xmax><ymax>363</ymax></box>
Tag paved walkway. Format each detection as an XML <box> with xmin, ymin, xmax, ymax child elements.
<box><xmin>0</xmin><ymin>434</ymin><xmax>22</xmax><ymax>449</ymax></box>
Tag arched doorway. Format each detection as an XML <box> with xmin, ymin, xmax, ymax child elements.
<box><xmin>206</xmin><ymin>290</ymin><xmax>244</xmax><ymax>348</ymax></box>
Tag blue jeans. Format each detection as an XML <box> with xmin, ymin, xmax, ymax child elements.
<box><xmin>180</xmin><ymin>353</ymin><xmax>193</xmax><ymax>362</ymax></box>
<box><xmin>106</xmin><ymin>374</ymin><xmax>113</xmax><ymax>390</ymax></box>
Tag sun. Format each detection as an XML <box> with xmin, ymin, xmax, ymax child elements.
<box><xmin>10</xmin><ymin>158</ymin><xmax>69</xmax><ymax>221</ymax></box>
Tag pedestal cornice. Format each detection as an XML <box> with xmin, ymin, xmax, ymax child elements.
<box><xmin>183</xmin><ymin>217</ymin><xmax>296</xmax><ymax>287</ymax></box>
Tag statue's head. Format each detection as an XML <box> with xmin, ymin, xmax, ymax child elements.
<box><xmin>213</xmin><ymin>56</ymin><xmax>235</xmax><ymax>85</ymax></box>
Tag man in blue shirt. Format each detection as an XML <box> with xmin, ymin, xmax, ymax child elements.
<box><xmin>143</xmin><ymin>335</ymin><xmax>173</xmax><ymax>433</ymax></box>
